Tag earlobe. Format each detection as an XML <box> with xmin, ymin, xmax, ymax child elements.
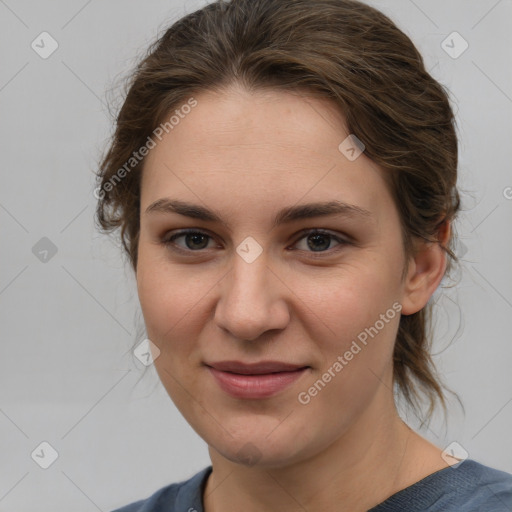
<box><xmin>400</xmin><ymin>221</ymin><xmax>451</xmax><ymax>316</ymax></box>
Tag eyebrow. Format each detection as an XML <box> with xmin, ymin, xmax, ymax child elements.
<box><xmin>145</xmin><ymin>198</ymin><xmax>373</xmax><ymax>228</ymax></box>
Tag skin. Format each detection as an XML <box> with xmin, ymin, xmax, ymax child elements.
<box><xmin>136</xmin><ymin>84</ymin><xmax>453</xmax><ymax>512</ymax></box>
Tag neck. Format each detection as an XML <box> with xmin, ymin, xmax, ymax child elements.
<box><xmin>203</xmin><ymin>388</ymin><xmax>445</xmax><ymax>512</ymax></box>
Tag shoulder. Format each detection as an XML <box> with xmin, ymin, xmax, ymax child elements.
<box><xmin>453</xmin><ymin>460</ymin><xmax>512</xmax><ymax>510</ymax></box>
<box><xmin>370</xmin><ymin>459</ymin><xmax>512</xmax><ymax>512</ymax></box>
<box><xmin>110</xmin><ymin>466</ymin><xmax>212</xmax><ymax>512</ymax></box>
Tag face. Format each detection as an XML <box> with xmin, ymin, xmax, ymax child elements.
<box><xmin>137</xmin><ymin>85</ymin><xmax>411</xmax><ymax>468</ymax></box>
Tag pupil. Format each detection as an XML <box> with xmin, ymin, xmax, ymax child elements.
<box><xmin>308</xmin><ymin>234</ymin><xmax>330</xmax><ymax>251</ymax></box>
<box><xmin>187</xmin><ymin>233</ymin><xmax>208</xmax><ymax>250</ymax></box>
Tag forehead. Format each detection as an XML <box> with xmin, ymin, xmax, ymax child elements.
<box><xmin>155</xmin><ymin>86</ymin><xmax>349</xmax><ymax>156</ymax></box>
<box><xmin>141</xmin><ymin>86</ymin><xmax>392</xmax><ymax>223</ymax></box>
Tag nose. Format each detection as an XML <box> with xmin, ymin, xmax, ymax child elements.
<box><xmin>213</xmin><ymin>251</ymin><xmax>290</xmax><ymax>342</ymax></box>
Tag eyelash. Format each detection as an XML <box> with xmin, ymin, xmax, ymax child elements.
<box><xmin>160</xmin><ymin>228</ymin><xmax>350</xmax><ymax>257</ymax></box>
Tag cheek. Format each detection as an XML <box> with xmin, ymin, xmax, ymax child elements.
<box><xmin>296</xmin><ymin>257</ymin><xmax>401</xmax><ymax>395</ymax></box>
<box><xmin>136</xmin><ymin>249</ymin><xmax>217</xmax><ymax>354</ymax></box>
<box><xmin>295</xmin><ymin>273</ymin><xmax>399</xmax><ymax>426</ymax></box>
<box><xmin>136</xmin><ymin>248</ymin><xmax>183</xmax><ymax>340</ymax></box>
<box><xmin>302</xmin><ymin>258</ymin><xmax>398</xmax><ymax>339</ymax></box>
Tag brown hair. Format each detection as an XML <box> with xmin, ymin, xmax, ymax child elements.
<box><xmin>96</xmin><ymin>0</ymin><xmax>461</xmax><ymax>422</ymax></box>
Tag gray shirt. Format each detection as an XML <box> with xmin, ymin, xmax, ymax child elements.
<box><xmin>111</xmin><ymin>459</ymin><xmax>512</xmax><ymax>511</ymax></box>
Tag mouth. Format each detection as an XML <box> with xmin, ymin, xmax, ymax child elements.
<box><xmin>205</xmin><ymin>360</ymin><xmax>310</xmax><ymax>399</ymax></box>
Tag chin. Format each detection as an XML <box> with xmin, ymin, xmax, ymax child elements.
<box><xmin>215</xmin><ymin>441</ymin><xmax>301</xmax><ymax>469</ymax></box>
<box><xmin>205</xmin><ymin>419</ymin><xmax>315</xmax><ymax>469</ymax></box>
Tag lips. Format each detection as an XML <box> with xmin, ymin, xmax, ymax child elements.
<box><xmin>205</xmin><ymin>360</ymin><xmax>310</xmax><ymax>399</ymax></box>
<box><xmin>207</xmin><ymin>360</ymin><xmax>308</xmax><ymax>375</ymax></box>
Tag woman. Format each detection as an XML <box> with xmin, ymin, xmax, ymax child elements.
<box><xmin>96</xmin><ymin>0</ymin><xmax>512</xmax><ymax>510</ymax></box>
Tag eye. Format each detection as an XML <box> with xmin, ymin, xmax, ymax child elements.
<box><xmin>161</xmin><ymin>228</ymin><xmax>349</xmax><ymax>256</ymax></box>
<box><xmin>292</xmin><ymin>229</ymin><xmax>349</xmax><ymax>255</ymax></box>
<box><xmin>162</xmin><ymin>229</ymin><xmax>217</xmax><ymax>252</ymax></box>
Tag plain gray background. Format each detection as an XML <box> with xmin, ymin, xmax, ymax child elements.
<box><xmin>1</xmin><ymin>0</ymin><xmax>511</xmax><ymax>510</ymax></box>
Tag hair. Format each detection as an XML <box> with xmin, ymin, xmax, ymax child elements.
<box><xmin>95</xmin><ymin>0</ymin><xmax>461</xmax><ymax>423</ymax></box>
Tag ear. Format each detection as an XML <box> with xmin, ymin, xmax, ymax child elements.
<box><xmin>400</xmin><ymin>220</ymin><xmax>451</xmax><ymax>316</ymax></box>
